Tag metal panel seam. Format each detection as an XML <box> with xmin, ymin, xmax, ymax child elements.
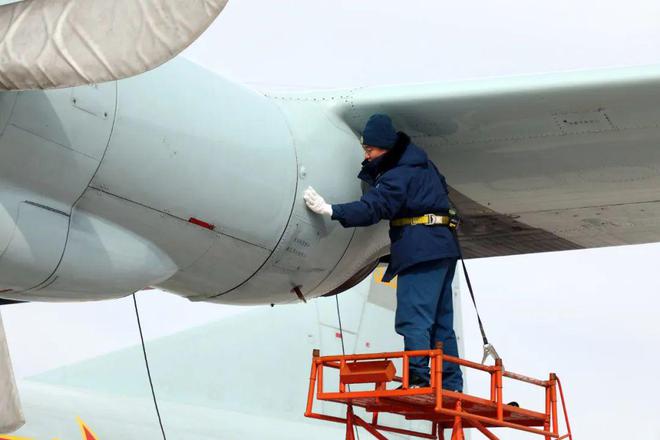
<box><xmin>208</xmin><ymin>95</ymin><xmax>300</xmax><ymax>298</ymax></box>
<box><xmin>6</xmin><ymin>123</ymin><xmax>100</xmax><ymax>162</ymax></box>
<box><xmin>0</xmin><ymin>92</ymin><xmax>18</xmax><ymax>137</ymax></box>
<box><xmin>28</xmin><ymin>82</ymin><xmax>119</xmax><ymax>292</ymax></box>
<box><xmin>511</xmin><ymin>198</ymin><xmax>660</xmax><ymax>215</ymax></box>
<box><xmin>306</xmin><ymin>97</ymin><xmax>373</xmax><ymax>296</ymax></box>
<box><xmin>419</xmin><ymin>121</ymin><xmax>660</xmax><ymax>146</ymax></box>
<box><xmin>86</xmin><ymin>186</ymin><xmax>272</xmax><ymax>252</ymax></box>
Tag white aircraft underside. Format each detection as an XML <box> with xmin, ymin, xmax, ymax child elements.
<box><xmin>0</xmin><ymin>1</ymin><xmax>659</xmax><ymax>307</ymax></box>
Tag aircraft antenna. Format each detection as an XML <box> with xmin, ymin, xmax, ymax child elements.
<box><xmin>132</xmin><ymin>293</ymin><xmax>168</xmax><ymax>440</ymax></box>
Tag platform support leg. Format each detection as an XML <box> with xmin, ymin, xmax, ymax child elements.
<box><xmin>436</xmin><ymin>423</ymin><xmax>444</xmax><ymax>440</ymax></box>
<box><xmin>450</xmin><ymin>400</ymin><xmax>464</xmax><ymax>440</ymax></box>
<box><xmin>544</xmin><ymin>382</ymin><xmax>551</xmax><ymax>440</ymax></box>
<box><xmin>345</xmin><ymin>405</ymin><xmax>355</xmax><ymax>440</ymax></box>
<box><xmin>467</xmin><ymin>419</ymin><xmax>500</xmax><ymax>440</ymax></box>
<box><xmin>550</xmin><ymin>373</ymin><xmax>559</xmax><ymax>436</ymax></box>
<box><xmin>352</xmin><ymin>413</ymin><xmax>390</xmax><ymax>440</ymax></box>
<box><xmin>305</xmin><ymin>350</ymin><xmax>319</xmax><ymax>417</ymax></box>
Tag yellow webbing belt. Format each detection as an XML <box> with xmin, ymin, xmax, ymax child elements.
<box><xmin>390</xmin><ymin>214</ymin><xmax>451</xmax><ymax>227</ymax></box>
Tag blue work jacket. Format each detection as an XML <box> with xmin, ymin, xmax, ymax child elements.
<box><xmin>331</xmin><ymin>135</ymin><xmax>459</xmax><ymax>281</ymax></box>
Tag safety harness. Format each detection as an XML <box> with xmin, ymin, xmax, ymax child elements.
<box><xmin>390</xmin><ymin>214</ymin><xmax>452</xmax><ymax>227</ymax></box>
<box><xmin>391</xmin><ymin>210</ymin><xmax>501</xmax><ymax>365</ymax></box>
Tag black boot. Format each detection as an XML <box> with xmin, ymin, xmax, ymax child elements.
<box><xmin>397</xmin><ymin>374</ymin><xmax>430</xmax><ymax>389</ymax></box>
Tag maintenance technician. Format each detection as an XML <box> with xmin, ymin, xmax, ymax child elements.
<box><xmin>303</xmin><ymin>114</ymin><xmax>463</xmax><ymax>391</ymax></box>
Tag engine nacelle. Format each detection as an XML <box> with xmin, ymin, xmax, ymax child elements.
<box><xmin>0</xmin><ymin>57</ymin><xmax>389</xmax><ymax>304</ymax></box>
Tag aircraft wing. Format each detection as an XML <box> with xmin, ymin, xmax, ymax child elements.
<box><xmin>0</xmin><ymin>0</ymin><xmax>227</xmax><ymax>90</ymax></box>
<box><xmin>283</xmin><ymin>66</ymin><xmax>660</xmax><ymax>258</ymax></box>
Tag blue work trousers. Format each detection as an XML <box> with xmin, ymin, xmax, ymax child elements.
<box><xmin>395</xmin><ymin>258</ymin><xmax>463</xmax><ymax>391</ymax></box>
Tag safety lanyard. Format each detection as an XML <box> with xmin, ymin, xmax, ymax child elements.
<box><xmin>452</xmin><ymin>231</ymin><xmax>501</xmax><ymax>364</ymax></box>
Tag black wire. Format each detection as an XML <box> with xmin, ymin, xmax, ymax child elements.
<box><xmin>334</xmin><ymin>295</ymin><xmax>360</xmax><ymax>440</ymax></box>
<box><xmin>335</xmin><ymin>295</ymin><xmax>347</xmax><ymax>356</ymax></box>
<box><xmin>132</xmin><ymin>294</ymin><xmax>168</xmax><ymax>440</ymax></box>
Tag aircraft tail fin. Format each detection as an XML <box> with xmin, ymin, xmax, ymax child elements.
<box><xmin>0</xmin><ymin>310</ymin><xmax>24</xmax><ymax>434</ymax></box>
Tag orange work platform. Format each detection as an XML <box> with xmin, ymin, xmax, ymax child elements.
<box><xmin>305</xmin><ymin>347</ymin><xmax>573</xmax><ymax>440</ymax></box>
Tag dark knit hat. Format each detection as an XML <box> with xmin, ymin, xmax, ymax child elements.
<box><xmin>362</xmin><ymin>114</ymin><xmax>398</xmax><ymax>149</ymax></box>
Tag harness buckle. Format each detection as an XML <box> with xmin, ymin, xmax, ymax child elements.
<box><xmin>427</xmin><ymin>214</ymin><xmax>441</xmax><ymax>225</ymax></box>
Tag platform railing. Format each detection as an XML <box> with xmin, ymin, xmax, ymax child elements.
<box><xmin>305</xmin><ymin>346</ymin><xmax>573</xmax><ymax>440</ymax></box>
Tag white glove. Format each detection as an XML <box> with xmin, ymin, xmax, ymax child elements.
<box><xmin>303</xmin><ymin>186</ymin><xmax>333</xmax><ymax>216</ymax></box>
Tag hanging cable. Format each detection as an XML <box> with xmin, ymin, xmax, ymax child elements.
<box><xmin>335</xmin><ymin>295</ymin><xmax>347</xmax><ymax>356</ymax></box>
<box><xmin>132</xmin><ymin>294</ymin><xmax>168</xmax><ymax>440</ymax></box>
<box><xmin>334</xmin><ymin>295</ymin><xmax>360</xmax><ymax>440</ymax></box>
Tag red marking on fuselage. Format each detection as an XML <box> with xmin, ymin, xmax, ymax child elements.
<box><xmin>188</xmin><ymin>217</ymin><xmax>215</xmax><ymax>230</ymax></box>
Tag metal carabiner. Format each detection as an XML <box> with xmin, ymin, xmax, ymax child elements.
<box><xmin>481</xmin><ymin>343</ymin><xmax>501</xmax><ymax>365</ymax></box>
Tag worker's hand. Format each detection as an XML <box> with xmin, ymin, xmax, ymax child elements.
<box><xmin>304</xmin><ymin>186</ymin><xmax>333</xmax><ymax>216</ymax></box>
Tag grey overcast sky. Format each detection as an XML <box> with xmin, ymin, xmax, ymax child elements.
<box><xmin>3</xmin><ymin>1</ymin><xmax>660</xmax><ymax>438</ymax></box>
<box><xmin>184</xmin><ymin>0</ymin><xmax>660</xmax><ymax>88</ymax></box>
<box><xmin>458</xmin><ymin>243</ymin><xmax>660</xmax><ymax>439</ymax></box>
